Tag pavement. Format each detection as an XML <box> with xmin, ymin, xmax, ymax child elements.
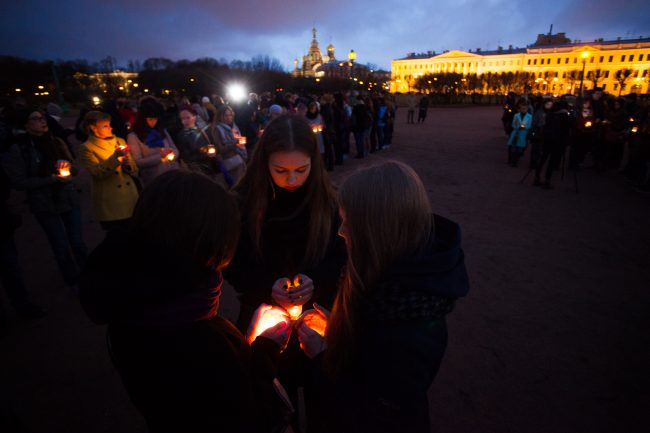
<box><xmin>1</xmin><ymin>106</ymin><xmax>649</xmax><ymax>432</ymax></box>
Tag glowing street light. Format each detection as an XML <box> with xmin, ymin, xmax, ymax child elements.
<box><xmin>226</xmin><ymin>83</ymin><xmax>247</xmax><ymax>103</ymax></box>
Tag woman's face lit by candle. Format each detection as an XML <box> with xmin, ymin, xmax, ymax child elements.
<box><xmin>223</xmin><ymin>109</ymin><xmax>234</xmax><ymax>125</ymax></box>
<box><xmin>268</xmin><ymin>150</ymin><xmax>311</xmax><ymax>192</ymax></box>
<box><xmin>90</xmin><ymin>120</ymin><xmax>113</xmax><ymax>139</ymax></box>
<box><xmin>179</xmin><ymin>110</ymin><xmax>196</xmax><ymax>129</ymax></box>
<box><xmin>146</xmin><ymin>117</ymin><xmax>158</xmax><ymax>128</ymax></box>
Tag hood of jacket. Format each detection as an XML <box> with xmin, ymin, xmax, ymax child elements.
<box><xmin>79</xmin><ymin>231</ymin><xmax>222</xmax><ymax>327</ymax></box>
<box><xmin>381</xmin><ymin>213</ymin><xmax>470</xmax><ymax>299</ymax></box>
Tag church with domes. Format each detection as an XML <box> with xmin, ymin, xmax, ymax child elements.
<box><xmin>292</xmin><ymin>28</ymin><xmax>370</xmax><ymax>79</ymax></box>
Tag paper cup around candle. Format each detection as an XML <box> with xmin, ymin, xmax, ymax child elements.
<box><xmin>59</xmin><ymin>168</ymin><xmax>71</xmax><ymax>177</ymax></box>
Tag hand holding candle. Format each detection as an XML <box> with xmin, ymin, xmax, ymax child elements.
<box><xmin>247</xmin><ymin>304</ymin><xmax>291</xmax><ymax>346</ymax></box>
<box><xmin>115</xmin><ymin>144</ymin><xmax>128</xmax><ymax>157</ymax></box>
<box><xmin>296</xmin><ymin>306</ymin><xmax>329</xmax><ymax>358</ymax></box>
<box><xmin>55</xmin><ymin>160</ymin><xmax>72</xmax><ymax>179</ymax></box>
<box><xmin>202</xmin><ymin>144</ymin><xmax>217</xmax><ymax>156</ymax></box>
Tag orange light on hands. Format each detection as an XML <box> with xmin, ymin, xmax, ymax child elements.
<box><xmin>301</xmin><ymin>311</ymin><xmax>327</xmax><ymax>336</ymax></box>
<box><xmin>287</xmin><ymin>305</ymin><xmax>302</xmax><ymax>321</ymax></box>
<box><xmin>248</xmin><ymin>305</ymin><xmax>290</xmax><ymax>344</ymax></box>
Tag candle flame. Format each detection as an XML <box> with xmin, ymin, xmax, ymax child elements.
<box><xmin>166</xmin><ymin>153</ymin><xmax>175</xmax><ymax>161</ymax></box>
<box><xmin>585</xmin><ymin>121</ymin><xmax>592</xmax><ymax>128</ymax></box>
<box><xmin>631</xmin><ymin>126</ymin><xmax>638</xmax><ymax>133</ymax></box>
<box><xmin>59</xmin><ymin>168</ymin><xmax>71</xmax><ymax>177</ymax></box>
<box><xmin>288</xmin><ymin>305</ymin><xmax>302</xmax><ymax>321</ymax></box>
<box><xmin>207</xmin><ymin>147</ymin><xmax>216</xmax><ymax>154</ymax></box>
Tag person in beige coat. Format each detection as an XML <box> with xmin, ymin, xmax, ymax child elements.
<box><xmin>78</xmin><ymin>111</ymin><xmax>139</xmax><ymax>233</ymax></box>
<box><xmin>127</xmin><ymin>103</ymin><xmax>179</xmax><ymax>186</ymax></box>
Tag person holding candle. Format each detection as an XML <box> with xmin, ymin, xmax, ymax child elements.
<box><xmin>79</xmin><ymin>111</ymin><xmax>139</xmax><ymax>234</ymax></box>
<box><xmin>127</xmin><ymin>101</ymin><xmax>179</xmax><ymax>187</ymax></box>
<box><xmin>296</xmin><ymin>161</ymin><xmax>470</xmax><ymax>433</ymax></box>
<box><xmin>2</xmin><ymin>107</ymin><xmax>87</xmax><ymax>291</ymax></box>
<box><xmin>507</xmin><ymin>99</ymin><xmax>533</xmax><ymax>167</ymax></box>
<box><xmin>305</xmin><ymin>101</ymin><xmax>325</xmax><ymax>156</ymax></box>
<box><xmin>205</xmin><ymin>105</ymin><xmax>247</xmax><ymax>186</ymax></box>
<box><xmin>175</xmin><ymin>105</ymin><xmax>232</xmax><ymax>188</ymax></box>
<box><xmin>79</xmin><ymin>170</ymin><xmax>294</xmax><ymax>433</ymax></box>
<box><xmin>226</xmin><ymin>114</ymin><xmax>346</xmax><ymax>425</ymax></box>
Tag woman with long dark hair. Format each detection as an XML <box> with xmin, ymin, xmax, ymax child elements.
<box><xmin>297</xmin><ymin>161</ymin><xmax>469</xmax><ymax>433</ymax></box>
<box><xmin>226</xmin><ymin>114</ymin><xmax>344</xmax><ymax>330</ymax></box>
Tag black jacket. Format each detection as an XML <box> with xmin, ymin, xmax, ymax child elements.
<box><xmin>310</xmin><ymin>214</ymin><xmax>469</xmax><ymax>433</ymax></box>
<box><xmin>225</xmin><ymin>185</ymin><xmax>345</xmax><ymax>330</ymax></box>
<box><xmin>79</xmin><ymin>233</ymin><xmax>286</xmax><ymax>433</ymax></box>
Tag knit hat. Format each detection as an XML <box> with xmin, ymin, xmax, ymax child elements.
<box><xmin>46</xmin><ymin>102</ymin><xmax>63</xmax><ymax>117</ymax></box>
<box><xmin>201</xmin><ymin>96</ymin><xmax>211</xmax><ymax>104</ymax></box>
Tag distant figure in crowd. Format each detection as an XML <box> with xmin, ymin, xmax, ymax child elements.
<box><xmin>507</xmin><ymin>99</ymin><xmax>532</xmax><ymax>167</ymax></box>
<box><xmin>418</xmin><ymin>94</ymin><xmax>430</xmax><ymax>123</ymax></box>
<box><xmin>534</xmin><ymin>100</ymin><xmax>572</xmax><ymax>189</ymax></box>
<box><xmin>127</xmin><ymin>102</ymin><xmax>179</xmax><ymax>187</ymax></box>
<box><xmin>206</xmin><ymin>105</ymin><xmax>247</xmax><ymax>186</ymax></box>
<box><xmin>79</xmin><ymin>170</ymin><xmax>292</xmax><ymax>433</ymax></box>
<box><xmin>296</xmin><ymin>160</ymin><xmax>469</xmax><ymax>433</ymax></box>
<box><xmin>2</xmin><ymin>107</ymin><xmax>87</xmax><ymax>291</ymax></box>
<box><xmin>78</xmin><ymin>111</ymin><xmax>139</xmax><ymax>233</ymax></box>
<box><xmin>407</xmin><ymin>92</ymin><xmax>417</xmax><ymax>124</ymax></box>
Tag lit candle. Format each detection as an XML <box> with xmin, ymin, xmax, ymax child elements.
<box><xmin>631</xmin><ymin>126</ymin><xmax>638</xmax><ymax>133</ymax></box>
<box><xmin>585</xmin><ymin>121</ymin><xmax>592</xmax><ymax>128</ymax></box>
<box><xmin>248</xmin><ymin>307</ymin><xmax>289</xmax><ymax>344</ymax></box>
<box><xmin>165</xmin><ymin>152</ymin><xmax>175</xmax><ymax>161</ymax></box>
<box><xmin>206</xmin><ymin>145</ymin><xmax>216</xmax><ymax>155</ymax></box>
<box><xmin>288</xmin><ymin>305</ymin><xmax>302</xmax><ymax>321</ymax></box>
<box><xmin>312</xmin><ymin>126</ymin><xmax>319</xmax><ymax>134</ymax></box>
<box><xmin>118</xmin><ymin>144</ymin><xmax>127</xmax><ymax>151</ymax></box>
<box><xmin>58</xmin><ymin>168</ymin><xmax>71</xmax><ymax>177</ymax></box>
<box><xmin>519</xmin><ymin>123</ymin><xmax>525</xmax><ymax>129</ymax></box>
<box><xmin>239</xmin><ymin>136</ymin><xmax>247</xmax><ymax>146</ymax></box>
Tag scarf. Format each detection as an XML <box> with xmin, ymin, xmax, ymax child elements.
<box><xmin>145</xmin><ymin>128</ymin><xmax>165</xmax><ymax>148</ymax></box>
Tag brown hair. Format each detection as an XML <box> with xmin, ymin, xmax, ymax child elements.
<box><xmin>131</xmin><ymin>170</ymin><xmax>240</xmax><ymax>271</ymax></box>
<box><xmin>212</xmin><ymin>105</ymin><xmax>234</xmax><ymax>126</ymax></box>
<box><xmin>325</xmin><ymin>160</ymin><xmax>433</xmax><ymax>376</ymax></box>
<box><xmin>81</xmin><ymin>111</ymin><xmax>111</xmax><ymax>136</ymax></box>
<box><xmin>235</xmin><ymin>114</ymin><xmax>337</xmax><ymax>268</ymax></box>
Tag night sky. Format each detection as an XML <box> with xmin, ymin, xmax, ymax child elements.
<box><xmin>2</xmin><ymin>0</ymin><xmax>650</xmax><ymax>70</ymax></box>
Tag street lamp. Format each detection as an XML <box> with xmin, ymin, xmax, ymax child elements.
<box><xmin>348</xmin><ymin>50</ymin><xmax>356</xmax><ymax>89</ymax></box>
<box><xmin>579</xmin><ymin>51</ymin><xmax>589</xmax><ymax>97</ymax></box>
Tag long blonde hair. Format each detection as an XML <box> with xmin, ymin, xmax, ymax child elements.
<box><xmin>325</xmin><ymin>161</ymin><xmax>433</xmax><ymax>376</ymax></box>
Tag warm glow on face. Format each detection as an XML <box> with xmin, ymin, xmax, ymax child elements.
<box><xmin>268</xmin><ymin>150</ymin><xmax>311</xmax><ymax>191</ymax></box>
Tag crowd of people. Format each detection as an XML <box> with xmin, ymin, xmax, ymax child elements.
<box><xmin>502</xmin><ymin>88</ymin><xmax>650</xmax><ymax>192</ymax></box>
<box><xmin>0</xmin><ymin>90</ymin><xmax>468</xmax><ymax>432</ymax></box>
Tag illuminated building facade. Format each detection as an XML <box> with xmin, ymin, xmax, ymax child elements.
<box><xmin>391</xmin><ymin>32</ymin><xmax>650</xmax><ymax>95</ymax></box>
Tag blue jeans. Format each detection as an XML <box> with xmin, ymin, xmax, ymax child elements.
<box><xmin>33</xmin><ymin>207</ymin><xmax>87</xmax><ymax>286</ymax></box>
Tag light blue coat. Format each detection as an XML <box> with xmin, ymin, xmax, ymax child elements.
<box><xmin>507</xmin><ymin>112</ymin><xmax>533</xmax><ymax>148</ymax></box>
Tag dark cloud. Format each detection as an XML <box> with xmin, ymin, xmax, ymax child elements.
<box><xmin>1</xmin><ymin>0</ymin><xmax>649</xmax><ymax>70</ymax></box>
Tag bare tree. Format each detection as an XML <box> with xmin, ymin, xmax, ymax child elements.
<box><xmin>615</xmin><ymin>69</ymin><xmax>634</xmax><ymax>96</ymax></box>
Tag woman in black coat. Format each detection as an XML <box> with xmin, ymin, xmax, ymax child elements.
<box><xmin>79</xmin><ymin>170</ymin><xmax>292</xmax><ymax>433</ymax></box>
<box><xmin>297</xmin><ymin>161</ymin><xmax>470</xmax><ymax>433</ymax></box>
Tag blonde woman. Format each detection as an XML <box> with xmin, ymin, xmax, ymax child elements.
<box><xmin>297</xmin><ymin>160</ymin><xmax>470</xmax><ymax>433</ymax></box>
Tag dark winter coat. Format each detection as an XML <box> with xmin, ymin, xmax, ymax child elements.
<box><xmin>309</xmin><ymin>214</ymin><xmax>469</xmax><ymax>433</ymax></box>
<box><xmin>225</xmin><ymin>184</ymin><xmax>346</xmax><ymax>330</ymax></box>
<box><xmin>79</xmin><ymin>233</ymin><xmax>286</xmax><ymax>433</ymax></box>
<box><xmin>2</xmin><ymin>133</ymin><xmax>79</xmax><ymax>214</ymax></box>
